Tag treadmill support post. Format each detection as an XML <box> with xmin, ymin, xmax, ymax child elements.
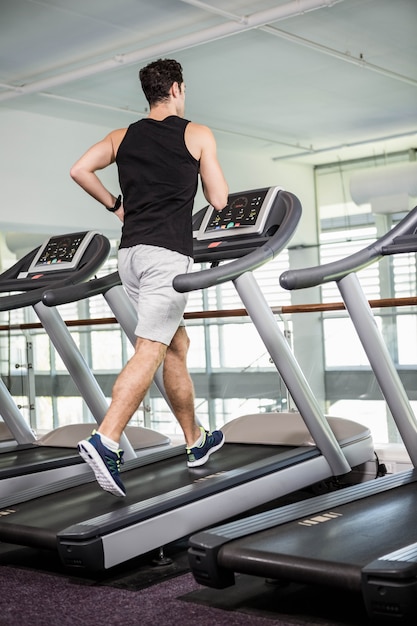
<box><xmin>33</xmin><ymin>300</ymin><xmax>136</xmax><ymax>460</ymax></box>
<box><xmin>234</xmin><ymin>271</ymin><xmax>351</xmax><ymax>477</ymax></box>
<box><xmin>0</xmin><ymin>376</ymin><xmax>36</xmax><ymax>443</ymax></box>
<box><xmin>338</xmin><ymin>272</ymin><xmax>417</xmax><ymax>467</ymax></box>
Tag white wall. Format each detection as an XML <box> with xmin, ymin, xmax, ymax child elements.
<box><xmin>1</xmin><ymin>110</ymin><xmax>120</xmax><ymax>240</ymax></box>
<box><xmin>0</xmin><ymin>108</ymin><xmax>316</xmax><ymax>256</ymax></box>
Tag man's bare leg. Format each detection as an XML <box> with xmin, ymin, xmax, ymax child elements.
<box><xmin>78</xmin><ymin>336</ymin><xmax>168</xmax><ymax>496</ymax></box>
<box><xmin>163</xmin><ymin>327</ymin><xmax>201</xmax><ymax>447</ymax></box>
<box><xmin>79</xmin><ymin>329</ymin><xmax>223</xmax><ymax>494</ymax></box>
<box><xmin>97</xmin><ymin>337</ymin><xmax>167</xmax><ymax>442</ymax></box>
<box><xmin>163</xmin><ymin>329</ymin><xmax>225</xmax><ymax>467</ymax></box>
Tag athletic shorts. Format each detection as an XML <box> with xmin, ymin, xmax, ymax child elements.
<box><xmin>117</xmin><ymin>244</ymin><xmax>193</xmax><ymax>345</ymax></box>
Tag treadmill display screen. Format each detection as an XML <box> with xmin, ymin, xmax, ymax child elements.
<box><xmin>26</xmin><ymin>231</ymin><xmax>98</xmax><ymax>275</ymax></box>
<box><xmin>197</xmin><ymin>187</ymin><xmax>281</xmax><ymax>240</ymax></box>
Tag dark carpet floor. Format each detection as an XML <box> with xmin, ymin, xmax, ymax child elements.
<box><xmin>0</xmin><ymin>479</ymin><xmax>408</xmax><ymax>625</ymax></box>
<box><xmin>0</xmin><ymin>540</ymin><xmax>380</xmax><ymax>626</ymax></box>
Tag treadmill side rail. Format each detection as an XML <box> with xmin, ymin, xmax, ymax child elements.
<box><xmin>58</xmin><ymin>536</ymin><xmax>105</xmax><ymax>570</ymax></box>
<box><xmin>362</xmin><ymin>542</ymin><xmax>417</xmax><ymax>622</ymax></box>
<box><xmin>188</xmin><ymin>531</ymin><xmax>236</xmax><ymax>588</ymax></box>
<box><xmin>188</xmin><ymin>471</ymin><xmax>417</xmax><ymax>592</ymax></box>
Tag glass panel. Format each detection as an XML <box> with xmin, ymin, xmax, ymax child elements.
<box><xmin>33</xmin><ymin>332</ymin><xmax>51</xmax><ymax>370</ymax></box>
<box><xmin>397</xmin><ymin>314</ymin><xmax>417</xmax><ymax>365</ymax></box>
<box><xmin>328</xmin><ymin>399</ymin><xmax>390</xmax><ymax>443</ymax></box>
<box><xmin>91</xmin><ymin>329</ymin><xmax>123</xmax><ymax>370</ymax></box>
<box><xmin>216</xmin><ymin>322</ymin><xmax>272</xmax><ymax>369</ymax></box>
<box><xmin>324</xmin><ymin>317</ymin><xmax>376</xmax><ymax>367</ymax></box>
<box><xmin>55</xmin><ymin>397</ymin><xmax>85</xmax><ymax>428</ymax></box>
<box><xmin>186</xmin><ymin>325</ymin><xmax>206</xmax><ymax>369</ymax></box>
<box><xmin>53</xmin><ymin>332</ymin><xmax>80</xmax><ymax>371</ymax></box>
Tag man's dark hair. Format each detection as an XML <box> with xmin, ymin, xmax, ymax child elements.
<box><xmin>139</xmin><ymin>58</ymin><xmax>184</xmax><ymax>106</ymax></box>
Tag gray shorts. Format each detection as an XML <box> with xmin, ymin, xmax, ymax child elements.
<box><xmin>118</xmin><ymin>244</ymin><xmax>193</xmax><ymax>345</ymax></box>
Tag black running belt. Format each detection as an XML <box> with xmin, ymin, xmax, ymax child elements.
<box><xmin>0</xmin><ymin>443</ymin><xmax>317</xmax><ymax>547</ymax></box>
<box><xmin>0</xmin><ymin>446</ymin><xmax>80</xmax><ymax>479</ymax></box>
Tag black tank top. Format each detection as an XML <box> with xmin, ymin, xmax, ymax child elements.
<box><xmin>116</xmin><ymin>116</ymin><xmax>199</xmax><ymax>258</ymax></box>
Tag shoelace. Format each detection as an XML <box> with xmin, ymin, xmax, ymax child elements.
<box><xmin>105</xmin><ymin>451</ymin><xmax>124</xmax><ymax>474</ymax></box>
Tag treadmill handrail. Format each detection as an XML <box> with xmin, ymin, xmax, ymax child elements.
<box><xmin>280</xmin><ymin>204</ymin><xmax>417</xmax><ymax>291</ymax></box>
<box><xmin>43</xmin><ymin>271</ymin><xmax>121</xmax><ymax>307</ymax></box>
<box><xmin>0</xmin><ymin>234</ymin><xmax>111</xmax><ymax>311</ymax></box>
<box><xmin>174</xmin><ymin>190</ymin><xmax>301</xmax><ymax>293</ymax></box>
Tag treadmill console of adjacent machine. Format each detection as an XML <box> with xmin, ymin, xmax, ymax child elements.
<box><xmin>197</xmin><ymin>186</ymin><xmax>282</xmax><ymax>240</ymax></box>
<box><xmin>23</xmin><ymin>231</ymin><xmax>98</xmax><ymax>276</ymax></box>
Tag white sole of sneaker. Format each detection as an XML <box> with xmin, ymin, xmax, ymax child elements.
<box><xmin>187</xmin><ymin>434</ymin><xmax>225</xmax><ymax>468</ymax></box>
<box><xmin>78</xmin><ymin>440</ymin><xmax>126</xmax><ymax>497</ymax></box>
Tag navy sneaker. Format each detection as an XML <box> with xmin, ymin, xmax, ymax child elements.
<box><xmin>78</xmin><ymin>431</ymin><xmax>126</xmax><ymax>497</ymax></box>
<box><xmin>187</xmin><ymin>428</ymin><xmax>225</xmax><ymax>468</ymax></box>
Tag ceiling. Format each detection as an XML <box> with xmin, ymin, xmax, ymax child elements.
<box><xmin>1</xmin><ymin>0</ymin><xmax>416</xmax><ymax>166</ymax></box>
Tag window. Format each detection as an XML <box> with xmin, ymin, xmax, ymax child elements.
<box><xmin>316</xmin><ymin>154</ymin><xmax>417</xmax><ymax>444</ymax></box>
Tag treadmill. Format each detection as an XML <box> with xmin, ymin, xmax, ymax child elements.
<box><xmin>0</xmin><ymin>231</ymin><xmax>168</xmax><ymax>498</ymax></box>
<box><xmin>0</xmin><ymin>187</ymin><xmax>372</xmax><ymax>572</ymax></box>
<box><xmin>187</xmin><ymin>204</ymin><xmax>417</xmax><ymax>623</ymax></box>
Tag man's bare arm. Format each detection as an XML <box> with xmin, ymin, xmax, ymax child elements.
<box><xmin>186</xmin><ymin>124</ymin><xmax>228</xmax><ymax>211</ymax></box>
<box><xmin>70</xmin><ymin>129</ymin><xmax>126</xmax><ymax>214</ymax></box>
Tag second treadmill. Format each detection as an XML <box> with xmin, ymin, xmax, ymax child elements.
<box><xmin>187</xmin><ymin>203</ymin><xmax>417</xmax><ymax>624</ymax></box>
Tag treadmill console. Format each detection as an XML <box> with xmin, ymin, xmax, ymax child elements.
<box><xmin>192</xmin><ymin>186</ymin><xmax>287</xmax><ymax>262</ymax></box>
<box><xmin>196</xmin><ymin>187</ymin><xmax>282</xmax><ymax>241</ymax></box>
<box><xmin>22</xmin><ymin>231</ymin><xmax>98</xmax><ymax>277</ymax></box>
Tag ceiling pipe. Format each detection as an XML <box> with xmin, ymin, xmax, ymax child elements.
<box><xmin>0</xmin><ymin>0</ymin><xmax>343</xmax><ymax>102</ymax></box>
<box><xmin>180</xmin><ymin>0</ymin><xmax>417</xmax><ymax>88</ymax></box>
<box><xmin>178</xmin><ymin>0</ymin><xmax>248</xmax><ymax>24</ymax></box>
<box><xmin>262</xmin><ymin>25</ymin><xmax>417</xmax><ymax>88</ymax></box>
<box><xmin>271</xmin><ymin>130</ymin><xmax>417</xmax><ymax>161</ymax></box>
<box><xmin>38</xmin><ymin>92</ymin><xmax>147</xmax><ymax>116</ymax></box>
